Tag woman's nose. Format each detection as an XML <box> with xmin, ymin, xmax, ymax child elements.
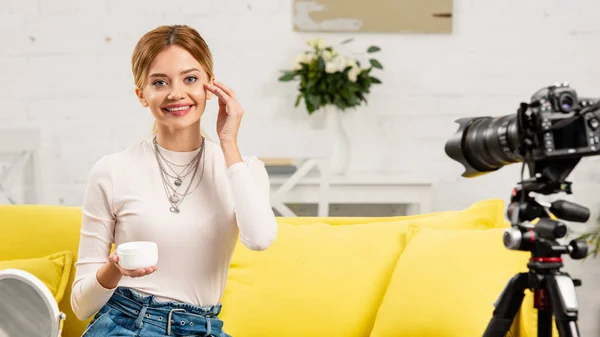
<box><xmin>167</xmin><ymin>91</ymin><xmax>184</xmax><ymax>100</ymax></box>
<box><xmin>167</xmin><ymin>85</ymin><xmax>185</xmax><ymax>100</ymax></box>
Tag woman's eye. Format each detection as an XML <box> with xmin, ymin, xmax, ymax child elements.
<box><xmin>185</xmin><ymin>76</ymin><xmax>198</xmax><ymax>84</ymax></box>
<box><xmin>152</xmin><ymin>80</ymin><xmax>167</xmax><ymax>87</ymax></box>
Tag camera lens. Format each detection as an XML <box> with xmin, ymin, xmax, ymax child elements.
<box><xmin>445</xmin><ymin>114</ymin><xmax>523</xmax><ymax>177</ymax></box>
<box><xmin>559</xmin><ymin>93</ymin><xmax>575</xmax><ymax>113</ymax></box>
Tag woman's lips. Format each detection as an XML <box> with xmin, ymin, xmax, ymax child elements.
<box><xmin>162</xmin><ymin>105</ymin><xmax>193</xmax><ymax>117</ymax></box>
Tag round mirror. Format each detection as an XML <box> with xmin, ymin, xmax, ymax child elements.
<box><xmin>0</xmin><ymin>269</ymin><xmax>65</xmax><ymax>337</ymax></box>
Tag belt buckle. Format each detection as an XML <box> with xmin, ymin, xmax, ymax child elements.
<box><xmin>166</xmin><ymin>308</ymin><xmax>187</xmax><ymax>335</ymax></box>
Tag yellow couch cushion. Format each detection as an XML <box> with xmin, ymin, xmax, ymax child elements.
<box><xmin>221</xmin><ymin>221</ymin><xmax>408</xmax><ymax>337</ymax></box>
<box><xmin>369</xmin><ymin>226</ymin><xmax>533</xmax><ymax>337</ymax></box>
<box><xmin>0</xmin><ymin>251</ymin><xmax>73</xmax><ymax>303</ymax></box>
<box><xmin>220</xmin><ymin>199</ymin><xmax>507</xmax><ymax>337</ymax></box>
<box><xmin>277</xmin><ymin>198</ymin><xmax>508</xmax><ymax>228</ymax></box>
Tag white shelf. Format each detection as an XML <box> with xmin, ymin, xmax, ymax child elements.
<box><xmin>269</xmin><ymin>171</ymin><xmax>432</xmax><ymax>186</ymax></box>
<box><xmin>269</xmin><ymin>168</ymin><xmax>434</xmax><ymax>216</ymax></box>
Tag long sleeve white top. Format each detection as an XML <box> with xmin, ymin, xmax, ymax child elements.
<box><xmin>70</xmin><ymin>137</ymin><xmax>278</xmax><ymax>320</ymax></box>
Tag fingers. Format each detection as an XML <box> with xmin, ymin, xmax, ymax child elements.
<box><xmin>213</xmin><ymin>80</ymin><xmax>236</xmax><ymax>99</ymax></box>
<box><xmin>109</xmin><ymin>252</ymin><xmax>119</xmax><ymax>264</ymax></box>
<box><xmin>122</xmin><ymin>266</ymin><xmax>157</xmax><ymax>278</ymax></box>
<box><xmin>111</xmin><ymin>251</ymin><xmax>156</xmax><ymax>278</ymax></box>
<box><xmin>204</xmin><ymin>83</ymin><xmax>234</xmax><ymax>105</ymax></box>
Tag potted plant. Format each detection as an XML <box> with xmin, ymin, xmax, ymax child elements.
<box><xmin>575</xmin><ymin>217</ymin><xmax>600</xmax><ymax>259</ymax></box>
<box><xmin>277</xmin><ymin>38</ymin><xmax>383</xmax><ymax>174</ymax></box>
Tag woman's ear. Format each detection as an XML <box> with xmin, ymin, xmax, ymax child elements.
<box><xmin>135</xmin><ymin>87</ymin><xmax>149</xmax><ymax>107</ymax></box>
<box><xmin>206</xmin><ymin>78</ymin><xmax>215</xmax><ymax>100</ymax></box>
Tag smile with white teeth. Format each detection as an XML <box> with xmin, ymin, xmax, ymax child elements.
<box><xmin>164</xmin><ymin>105</ymin><xmax>192</xmax><ymax>112</ymax></box>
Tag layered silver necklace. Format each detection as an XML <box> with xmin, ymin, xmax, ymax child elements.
<box><xmin>152</xmin><ymin>135</ymin><xmax>206</xmax><ymax>214</ymax></box>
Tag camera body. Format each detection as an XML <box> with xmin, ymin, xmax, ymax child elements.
<box><xmin>445</xmin><ymin>82</ymin><xmax>600</xmax><ymax>179</ymax></box>
<box><xmin>525</xmin><ymin>83</ymin><xmax>600</xmax><ymax>161</ymax></box>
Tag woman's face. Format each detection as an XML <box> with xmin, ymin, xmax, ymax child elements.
<box><xmin>136</xmin><ymin>45</ymin><xmax>213</xmax><ymax>132</ymax></box>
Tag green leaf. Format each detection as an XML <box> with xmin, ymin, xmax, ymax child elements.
<box><xmin>307</xmin><ymin>94</ymin><xmax>321</xmax><ymax>110</ymax></box>
<box><xmin>574</xmin><ymin>223</ymin><xmax>600</xmax><ymax>260</ymax></box>
<box><xmin>341</xmin><ymin>38</ymin><xmax>354</xmax><ymax>44</ymax></box>
<box><xmin>340</xmin><ymin>86</ymin><xmax>350</xmax><ymax>100</ymax></box>
<box><xmin>318</xmin><ymin>57</ymin><xmax>326</xmax><ymax>72</ymax></box>
<box><xmin>367</xmin><ymin>46</ymin><xmax>381</xmax><ymax>53</ymax></box>
<box><xmin>369</xmin><ymin>59</ymin><xmax>383</xmax><ymax>69</ymax></box>
<box><xmin>347</xmin><ymin>92</ymin><xmax>358</xmax><ymax>106</ymax></box>
<box><xmin>304</xmin><ymin>95</ymin><xmax>316</xmax><ymax>113</ymax></box>
<box><xmin>278</xmin><ymin>71</ymin><xmax>296</xmax><ymax>81</ymax></box>
<box><xmin>294</xmin><ymin>94</ymin><xmax>302</xmax><ymax>107</ymax></box>
<box><xmin>370</xmin><ymin>76</ymin><xmax>382</xmax><ymax>84</ymax></box>
<box><xmin>357</xmin><ymin>92</ymin><xmax>365</xmax><ymax>102</ymax></box>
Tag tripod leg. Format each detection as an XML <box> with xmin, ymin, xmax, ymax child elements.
<box><xmin>531</xmin><ymin>285</ymin><xmax>553</xmax><ymax>337</ymax></box>
<box><xmin>483</xmin><ymin>273</ymin><xmax>529</xmax><ymax>337</ymax></box>
<box><xmin>547</xmin><ymin>274</ymin><xmax>580</xmax><ymax>337</ymax></box>
<box><xmin>536</xmin><ymin>300</ymin><xmax>553</xmax><ymax>337</ymax></box>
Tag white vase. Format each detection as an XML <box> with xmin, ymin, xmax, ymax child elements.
<box><xmin>322</xmin><ymin>105</ymin><xmax>350</xmax><ymax>175</ymax></box>
<box><xmin>308</xmin><ymin>109</ymin><xmax>327</xmax><ymax>129</ymax></box>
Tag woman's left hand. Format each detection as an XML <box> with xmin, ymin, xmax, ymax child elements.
<box><xmin>204</xmin><ymin>80</ymin><xmax>244</xmax><ymax>145</ymax></box>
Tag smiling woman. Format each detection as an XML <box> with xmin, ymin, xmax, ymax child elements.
<box><xmin>131</xmin><ymin>26</ymin><xmax>215</xmax><ymax>148</ymax></box>
<box><xmin>137</xmin><ymin>46</ymin><xmax>212</xmax><ymax>138</ymax></box>
<box><xmin>70</xmin><ymin>25</ymin><xmax>278</xmax><ymax>337</ymax></box>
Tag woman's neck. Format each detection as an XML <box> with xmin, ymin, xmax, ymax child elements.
<box><xmin>154</xmin><ymin>123</ymin><xmax>204</xmax><ymax>152</ymax></box>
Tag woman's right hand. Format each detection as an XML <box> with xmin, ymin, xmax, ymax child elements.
<box><xmin>108</xmin><ymin>251</ymin><xmax>157</xmax><ymax>278</ymax></box>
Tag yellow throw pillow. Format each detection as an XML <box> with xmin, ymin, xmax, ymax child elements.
<box><xmin>369</xmin><ymin>226</ymin><xmax>534</xmax><ymax>337</ymax></box>
<box><xmin>0</xmin><ymin>251</ymin><xmax>74</xmax><ymax>303</ymax></box>
<box><xmin>388</xmin><ymin>198</ymin><xmax>508</xmax><ymax>231</ymax></box>
<box><xmin>220</xmin><ymin>199</ymin><xmax>507</xmax><ymax>337</ymax></box>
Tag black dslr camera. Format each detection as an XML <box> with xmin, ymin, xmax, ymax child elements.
<box><xmin>445</xmin><ymin>82</ymin><xmax>600</xmax><ymax>186</ymax></box>
<box><xmin>445</xmin><ymin>83</ymin><xmax>600</xmax><ymax>337</ymax></box>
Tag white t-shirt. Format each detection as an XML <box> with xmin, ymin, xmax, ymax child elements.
<box><xmin>70</xmin><ymin>137</ymin><xmax>278</xmax><ymax>320</ymax></box>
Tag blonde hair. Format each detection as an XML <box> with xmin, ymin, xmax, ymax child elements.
<box><xmin>132</xmin><ymin>25</ymin><xmax>213</xmax><ymax>139</ymax></box>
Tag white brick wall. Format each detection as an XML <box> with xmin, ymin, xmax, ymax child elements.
<box><xmin>2</xmin><ymin>0</ymin><xmax>600</xmax><ymax>333</ymax></box>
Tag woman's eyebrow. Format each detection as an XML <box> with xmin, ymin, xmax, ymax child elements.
<box><xmin>149</xmin><ymin>68</ymin><xmax>202</xmax><ymax>78</ymax></box>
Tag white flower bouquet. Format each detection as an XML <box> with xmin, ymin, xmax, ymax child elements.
<box><xmin>278</xmin><ymin>38</ymin><xmax>383</xmax><ymax>114</ymax></box>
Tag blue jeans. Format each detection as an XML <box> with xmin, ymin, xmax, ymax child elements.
<box><xmin>81</xmin><ymin>287</ymin><xmax>231</xmax><ymax>337</ymax></box>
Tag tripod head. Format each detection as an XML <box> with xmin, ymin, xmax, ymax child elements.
<box><xmin>502</xmin><ymin>159</ymin><xmax>590</xmax><ymax>264</ymax></box>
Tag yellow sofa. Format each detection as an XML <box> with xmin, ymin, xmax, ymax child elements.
<box><xmin>0</xmin><ymin>199</ymin><xmax>545</xmax><ymax>337</ymax></box>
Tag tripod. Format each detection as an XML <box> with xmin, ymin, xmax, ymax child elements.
<box><xmin>482</xmin><ymin>161</ymin><xmax>590</xmax><ymax>337</ymax></box>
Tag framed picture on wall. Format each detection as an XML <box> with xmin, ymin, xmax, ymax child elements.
<box><xmin>293</xmin><ymin>0</ymin><xmax>453</xmax><ymax>33</ymax></box>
